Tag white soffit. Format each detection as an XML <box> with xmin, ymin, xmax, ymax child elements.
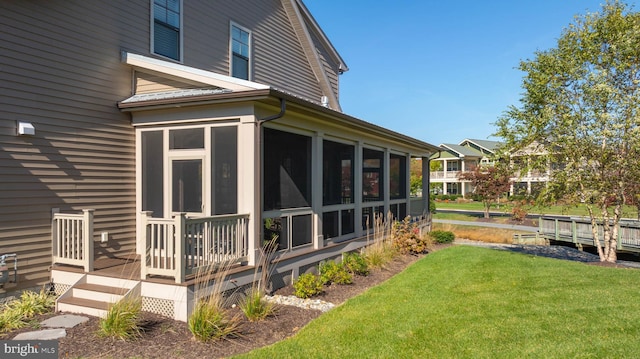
<box><xmin>122</xmin><ymin>52</ymin><xmax>269</xmax><ymax>92</ymax></box>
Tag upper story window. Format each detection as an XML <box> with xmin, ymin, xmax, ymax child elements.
<box><xmin>153</xmin><ymin>0</ymin><xmax>181</xmax><ymax>61</ymax></box>
<box><xmin>231</xmin><ymin>23</ymin><xmax>251</xmax><ymax>80</ymax></box>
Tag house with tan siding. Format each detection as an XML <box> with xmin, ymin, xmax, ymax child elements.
<box><xmin>430</xmin><ymin>139</ymin><xmax>549</xmax><ymax>197</ymax></box>
<box><xmin>0</xmin><ymin>0</ymin><xmax>438</xmax><ymax>321</ymax></box>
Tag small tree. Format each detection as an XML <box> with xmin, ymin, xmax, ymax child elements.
<box><xmin>458</xmin><ymin>165</ymin><xmax>512</xmax><ymax>218</ymax></box>
<box><xmin>495</xmin><ymin>1</ymin><xmax>640</xmax><ymax>262</ymax></box>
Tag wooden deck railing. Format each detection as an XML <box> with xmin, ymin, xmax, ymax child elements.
<box><xmin>539</xmin><ymin>216</ymin><xmax>640</xmax><ymax>252</ymax></box>
<box><xmin>52</xmin><ymin>209</ymin><xmax>94</xmax><ymax>272</ymax></box>
<box><xmin>140</xmin><ymin>212</ymin><xmax>250</xmax><ymax>283</ymax></box>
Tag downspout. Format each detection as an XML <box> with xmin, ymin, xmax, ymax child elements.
<box><xmin>254</xmin><ymin>98</ymin><xmax>286</xmax><ymax>265</ymax></box>
<box><xmin>257</xmin><ymin>98</ymin><xmax>286</xmax><ymax>126</ymax></box>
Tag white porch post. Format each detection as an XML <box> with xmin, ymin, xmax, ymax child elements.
<box><xmin>140</xmin><ymin>211</ymin><xmax>151</xmax><ymax>280</ymax></box>
<box><xmin>443</xmin><ymin>159</ymin><xmax>448</xmax><ymax>178</ymax></box>
<box><xmin>383</xmin><ymin>148</ymin><xmax>390</xmax><ymax>215</ymax></box>
<box><xmin>354</xmin><ymin>141</ymin><xmax>363</xmax><ymax>238</ymax></box>
<box><xmin>175</xmin><ymin>213</ymin><xmax>186</xmax><ymax>284</ymax></box>
<box><xmin>238</xmin><ymin>115</ymin><xmax>258</xmax><ymax>267</ymax></box>
<box><xmin>313</xmin><ymin>133</ymin><xmax>324</xmax><ymax>249</ymax></box>
<box><xmin>82</xmin><ymin>209</ymin><xmax>94</xmax><ymax>272</ymax></box>
<box><xmin>422</xmin><ymin>156</ymin><xmax>429</xmax><ymax>215</ymax></box>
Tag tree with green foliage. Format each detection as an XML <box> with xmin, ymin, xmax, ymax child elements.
<box><xmin>458</xmin><ymin>165</ymin><xmax>512</xmax><ymax>218</ymax></box>
<box><xmin>495</xmin><ymin>1</ymin><xmax>640</xmax><ymax>262</ymax></box>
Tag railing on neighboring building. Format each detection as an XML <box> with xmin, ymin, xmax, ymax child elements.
<box><xmin>51</xmin><ymin>209</ymin><xmax>94</xmax><ymax>272</ymax></box>
<box><xmin>140</xmin><ymin>212</ymin><xmax>250</xmax><ymax>283</ymax></box>
<box><xmin>430</xmin><ymin>171</ymin><xmax>461</xmax><ymax>179</ymax></box>
<box><xmin>539</xmin><ymin>216</ymin><xmax>640</xmax><ymax>253</ymax></box>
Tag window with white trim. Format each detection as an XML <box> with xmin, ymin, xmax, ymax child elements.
<box><xmin>152</xmin><ymin>0</ymin><xmax>181</xmax><ymax>61</ymax></box>
<box><xmin>231</xmin><ymin>23</ymin><xmax>251</xmax><ymax>80</ymax></box>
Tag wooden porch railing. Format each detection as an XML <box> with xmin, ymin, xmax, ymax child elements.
<box><xmin>52</xmin><ymin>209</ymin><xmax>94</xmax><ymax>272</ymax></box>
<box><xmin>140</xmin><ymin>212</ymin><xmax>250</xmax><ymax>283</ymax></box>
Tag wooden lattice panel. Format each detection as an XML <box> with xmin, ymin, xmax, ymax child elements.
<box><xmin>142</xmin><ymin>296</ymin><xmax>174</xmax><ymax>318</ymax></box>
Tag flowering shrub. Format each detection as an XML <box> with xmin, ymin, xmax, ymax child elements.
<box><xmin>392</xmin><ymin>216</ymin><xmax>431</xmax><ymax>254</ymax></box>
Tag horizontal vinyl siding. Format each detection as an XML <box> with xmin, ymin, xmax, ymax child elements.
<box><xmin>183</xmin><ymin>0</ymin><xmax>323</xmax><ymax>102</ymax></box>
<box><xmin>1</xmin><ymin>0</ymin><xmax>338</xmax><ymax>294</ymax></box>
<box><xmin>0</xmin><ymin>1</ymin><xmax>150</xmax><ymax>294</ymax></box>
<box><xmin>309</xmin><ymin>29</ymin><xmax>341</xmax><ymax>101</ymax></box>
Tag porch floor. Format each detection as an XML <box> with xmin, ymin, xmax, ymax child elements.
<box><xmin>52</xmin><ymin>257</ymin><xmax>254</xmax><ymax>286</ymax></box>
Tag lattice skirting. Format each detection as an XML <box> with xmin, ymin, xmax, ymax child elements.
<box><xmin>142</xmin><ymin>296</ymin><xmax>174</xmax><ymax>318</ymax></box>
<box><xmin>53</xmin><ymin>283</ymin><xmax>71</xmax><ymax>297</ymax></box>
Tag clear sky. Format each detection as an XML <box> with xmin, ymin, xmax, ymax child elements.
<box><xmin>304</xmin><ymin>0</ymin><xmax>639</xmax><ymax>146</ymax></box>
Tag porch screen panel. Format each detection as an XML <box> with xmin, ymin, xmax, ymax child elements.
<box><xmin>363</xmin><ymin>148</ymin><xmax>384</xmax><ymax>202</ymax></box>
<box><xmin>264</xmin><ymin>128</ymin><xmax>311</xmax><ymax>210</ymax></box>
<box><xmin>323</xmin><ymin>211</ymin><xmax>339</xmax><ymax>240</ymax></box>
<box><xmin>323</xmin><ymin>140</ymin><xmax>354</xmax><ymax>205</ymax></box>
<box><xmin>341</xmin><ymin>209</ymin><xmax>354</xmax><ymax>235</ymax></box>
<box><xmin>172</xmin><ymin>160</ymin><xmax>202</xmax><ymax>213</ymax></box>
<box><xmin>291</xmin><ymin>214</ymin><xmax>312</xmax><ymax>247</ymax></box>
<box><xmin>169</xmin><ymin>128</ymin><xmax>204</xmax><ymax>149</ymax></box>
<box><xmin>390</xmin><ymin>154</ymin><xmax>407</xmax><ymax>199</ymax></box>
<box><xmin>211</xmin><ymin>126</ymin><xmax>237</xmax><ymax>215</ymax></box>
<box><xmin>142</xmin><ymin>131</ymin><xmax>164</xmax><ymax>217</ymax></box>
<box><xmin>264</xmin><ymin>217</ymin><xmax>288</xmax><ymax>251</ymax></box>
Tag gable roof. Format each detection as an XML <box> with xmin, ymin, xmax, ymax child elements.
<box><xmin>282</xmin><ymin>0</ymin><xmax>347</xmax><ymax>111</ymax></box>
<box><xmin>439</xmin><ymin>143</ymin><xmax>484</xmax><ymax>158</ymax></box>
<box><xmin>460</xmin><ymin>138</ymin><xmax>501</xmax><ymax>153</ymax></box>
<box><xmin>293</xmin><ymin>0</ymin><xmax>348</xmax><ymax>73</ymax></box>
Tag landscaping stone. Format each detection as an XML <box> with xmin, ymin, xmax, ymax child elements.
<box><xmin>264</xmin><ymin>295</ymin><xmax>335</xmax><ymax>312</ymax></box>
<box><xmin>13</xmin><ymin>328</ymin><xmax>67</xmax><ymax>340</ymax></box>
<box><xmin>11</xmin><ymin>314</ymin><xmax>89</xmax><ymax>341</ymax></box>
<box><xmin>41</xmin><ymin>314</ymin><xmax>89</xmax><ymax>328</ymax></box>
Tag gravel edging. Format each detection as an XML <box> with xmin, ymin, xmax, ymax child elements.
<box><xmin>264</xmin><ymin>295</ymin><xmax>336</xmax><ymax>312</ymax></box>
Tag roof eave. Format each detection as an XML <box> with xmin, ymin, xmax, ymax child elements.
<box><xmin>119</xmin><ymin>88</ymin><xmax>438</xmax><ymax>154</ymax></box>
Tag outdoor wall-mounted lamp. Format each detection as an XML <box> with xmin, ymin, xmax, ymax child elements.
<box><xmin>17</xmin><ymin>121</ymin><xmax>35</xmax><ymax>136</ymax></box>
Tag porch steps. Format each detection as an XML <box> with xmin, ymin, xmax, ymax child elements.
<box><xmin>56</xmin><ymin>275</ymin><xmax>139</xmax><ymax>318</ymax></box>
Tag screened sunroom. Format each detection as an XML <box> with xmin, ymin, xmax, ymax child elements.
<box><xmin>121</xmin><ymin>87</ymin><xmax>437</xmax><ymax>283</ymax></box>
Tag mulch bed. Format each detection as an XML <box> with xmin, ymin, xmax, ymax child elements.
<box><xmin>0</xmin><ymin>249</ymin><xmax>441</xmax><ymax>359</ymax></box>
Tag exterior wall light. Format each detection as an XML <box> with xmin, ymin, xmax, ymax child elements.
<box><xmin>17</xmin><ymin>121</ymin><xmax>35</xmax><ymax>136</ymax></box>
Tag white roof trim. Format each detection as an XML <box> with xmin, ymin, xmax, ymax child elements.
<box><xmin>121</xmin><ymin>51</ymin><xmax>270</xmax><ymax>92</ymax></box>
<box><xmin>293</xmin><ymin>0</ymin><xmax>348</xmax><ymax>72</ymax></box>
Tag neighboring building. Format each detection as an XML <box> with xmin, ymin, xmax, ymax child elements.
<box><xmin>430</xmin><ymin>139</ymin><xmax>548</xmax><ymax>197</ymax></box>
<box><xmin>0</xmin><ymin>1</ymin><xmax>438</xmax><ymax>320</ymax></box>
<box><xmin>430</xmin><ymin>139</ymin><xmax>500</xmax><ymax>196</ymax></box>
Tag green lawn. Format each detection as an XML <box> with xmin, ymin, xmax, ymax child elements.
<box><xmin>435</xmin><ymin>201</ymin><xmax>638</xmax><ymax>218</ymax></box>
<box><xmin>236</xmin><ymin>246</ymin><xmax>640</xmax><ymax>358</ymax></box>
